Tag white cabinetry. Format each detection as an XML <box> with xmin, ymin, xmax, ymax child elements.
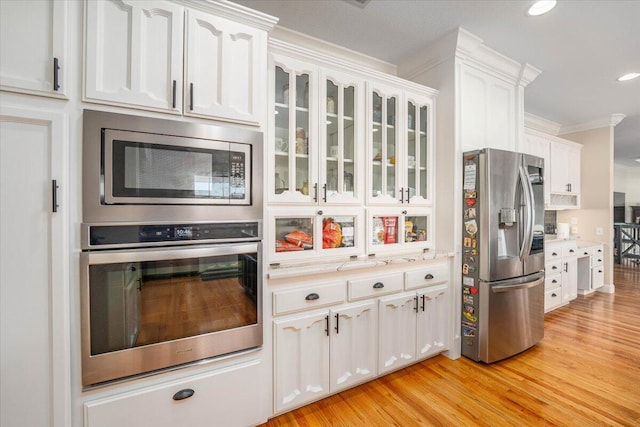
<box><xmin>85</xmin><ymin>0</ymin><xmax>273</xmax><ymax>124</ymax></box>
<box><xmin>1</xmin><ymin>106</ymin><xmax>69</xmax><ymax>427</ymax></box>
<box><xmin>273</xmin><ymin>300</ymin><xmax>377</xmax><ymax>413</ymax></box>
<box><xmin>544</xmin><ymin>240</ymin><xmax>578</xmax><ymax>312</ymax></box>
<box><xmin>577</xmin><ymin>244</ymin><xmax>605</xmax><ymax>295</ymax></box>
<box><xmin>0</xmin><ymin>0</ymin><xmax>67</xmax><ymax>96</ymax></box>
<box><xmin>84</xmin><ymin>359</ymin><xmax>264</xmax><ymax>427</ymax></box>
<box><xmin>522</xmin><ymin>129</ymin><xmax>551</xmax><ymax>206</ymax></box>
<box><xmin>84</xmin><ymin>0</ymin><xmax>184</xmax><ymax>112</ymax></box>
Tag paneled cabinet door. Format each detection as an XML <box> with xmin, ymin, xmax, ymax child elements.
<box><xmin>367</xmin><ymin>81</ymin><xmax>402</xmax><ymax>205</ymax></box>
<box><xmin>1</xmin><ymin>107</ymin><xmax>69</xmax><ymax>427</ymax></box>
<box><xmin>378</xmin><ymin>293</ymin><xmax>418</xmax><ymax>375</ymax></box>
<box><xmin>319</xmin><ymin>70</ymin><xmax>364</xmax><ymax>204</ymax></box>
<box><xmin>416</xmin><ymin>285</ymin><xmax>448</xmax><ymax>359</ymax></box>
<box><xmin>270</xmin><ymin>54</ymin><xmax>318</xmax><ymax>204</ymax></box>
<box><xmin>0</xmin><ymin>0</ymin><xmax>66</xmax><ymax>96</ymax></box>
<box><xmin>274</xmin><ymin>311</ymin><xmax>330</xmax><ymax>413</ymax></box>
<box><xmin>550</xmin><ymin>140</ymin><xmax>581</xmax><ymax>194</ymax></box>
<box><xmin>329</xmin><ymin>301</ymin><xmax>377</xmax><ymax>392</ymax></box>
<box><xmin>84</xmin><ymin>0</ymin><xmax>184</xmax><ymax>112</ymax></box>
<box><xmin>185</xmin><ymin>9</ymin><xmax>265</xmax><ymax>124</ymax></box>
<box><xmin>403</xmin><ymin>93</ymin><xmax>434</xmax><ymax>205</ymax></box>
<box><xmin>561</xmin><ymin>257</ymin><xmax>578</xmax><ymax>303</ymax></box>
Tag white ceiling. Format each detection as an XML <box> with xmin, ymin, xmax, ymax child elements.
<box><xmin>232</xmin><ymin>0</ymin><xmax>640</xmax><ymax>167</ymax></box>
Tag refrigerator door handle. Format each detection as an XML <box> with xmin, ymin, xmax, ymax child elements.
<box><xmin>518</xmin><ymin>165</ymin><xmax>535</xmax><ymax>261</ymax></box>
<box><xmin>491</xmin><ymin>278</ymin><xmax>543</xmax><ymax>293</ymax></box>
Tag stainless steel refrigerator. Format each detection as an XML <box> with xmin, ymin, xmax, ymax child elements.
<box><xmin>461</xmin><ymin>148</ymin><xmax>545</xmax><ymax>363</ymax></box>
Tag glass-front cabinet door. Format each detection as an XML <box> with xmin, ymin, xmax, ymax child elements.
<box><xmin>367</xmin><ymin>208</ymin><xmax>432</xmax><ymax>255</ymax></box>
<box><xmin>367</xmin><ymin>82</ymin><xmax>401</xmax><ymax>205</ymax></box>
<box><xmin>268</xmin><ymin>208</ymin><xmax>364</xmax><ymax>262</ymax></box>
<box><xmin>404</xmin><ymin>94</ymin><xmax>434</xmax><ymax>205</ymax></box>
<box><xmin>271</xmin><ymin>54</ymin><xmax>318</xmax><ymax>203</ymax></box>
<box><xmin>319</xmin><ymin>70</ymin><xmax>363</xmax><ymax>204</ymax></box>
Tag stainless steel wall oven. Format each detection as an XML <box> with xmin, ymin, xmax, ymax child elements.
<box><xmin>80</xmin><ymin>110</ymin><xmax>263</xmax><ymax>387</ymax></box>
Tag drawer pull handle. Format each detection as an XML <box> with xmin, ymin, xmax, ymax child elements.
<box><xmin>552</xmin><ymin>279</ymin><xmax>557</xmax><ymax>283</ymax></box>
<box><xmin>598</xmin><ymin>270</ymin><xmax>602</xmax><ymax>273</ymax></box>
<box><xmin>598</xmin><ymin>249</ymin><xmax>602</xmax><ymax>253</ymax></box>
<box><xmin>173</xmin><ymin>389</ymin><xmax>194</xmax><ymax>401</ymax></box>
<box><xmin>552</xmin><ymin>252</ymin><xmax>558</xmax><ymax>256</ymax></box>
<box><xmin>569</xmin><ymin>249</ymin><xmax>575</xmax><ymax>253</ymax></box>
<box><xmin>425</xmin><ymin>274</ymin><xmax>434</xmax><ymax>280</ymax></box>
<box><xmin>373</xmin><ymin>282</ymin><xmax>384</xmax><ymax>289</ymax></box>
<box><xmin>552</xmin><ymin>266</ymin><xmax>558</xmax><ymax>270</ymax></box>
<box><xmin>584</xmin><ymin>252</ymin><xmax>589</xmax><ymax>255</ymax></box>
<box><xmin>597</xmin><ymin>259</ymin><xmax>602</xmax><ymax>262</ymax></box>
<box><xmin>551</xmin><ymin>293</ymin><xmax>557</xmax><ymax>297</ymax></box>
<box><xmin>305</xmin><ymin>293</ymin><xmax>320</xmax><ymax>301</ymax></box>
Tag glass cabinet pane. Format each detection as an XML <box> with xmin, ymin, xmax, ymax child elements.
<box><xmin>295</xmin><ymin>73</ymin><xmax>310</xmax><ymax>195</ymax></box>
<box><xmin>372</xmin><ymin>92</ymin><xmax>383</xmax><ymax>198</ymax></box>
<box><xmin>407</xmin><ymin>101</ymin><xmax>417</xmax><ymax>200</ymax></box>
<box><xmin>404</xmin><ymin>214</ymin><xmax>428</xmax><ymax>244</ymax></box>
<box><xmin>419</xmin><ymin>105</ymin><xmax>428</xmax><ymax>200</ymax></box>
<box><xmin>343</xmin><ymin>85</ymin><xmax>355</xmax><ymax>196</ymax></box>
<box><xmin>326</xmin><ymin>80</ymin><xmax>339</xmax><ymax>195</ymax></box>
<box><xmin>274</xmin><ymin>66</ymin><xmax>290</xmax><ymax>194</ymax></box>
<box><xmin>386</xmin><ymin>97</ymin><xmax>397</xmax><ymax>198</ymax></box>
<box><xmin>371</xmin><ymin>215</ymin><xmax>399</xmax><ymax>246</ymax></box>
<box><xmin>322</xmin><ymin>215</ymin><xmax>356</xmax><ymax>250</ymax></box>
<box><xmin>275</xmin><ymin>217</ymin><xmax>314</xmax><ymax>253</ymax></box>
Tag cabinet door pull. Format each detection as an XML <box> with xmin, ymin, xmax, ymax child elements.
<box><xmin>52</xmin><ymin>180</ymin><xmax>59</xmax><ymax>212</ymax></box>
<box><xmin>564</xmin><ymin>262</ymin><xmax>568</xmax><ymax>272</ymax></box>
<box><xmin>172</xmin><ymin>389</ymin><xmax>194</xmax><ymax>401</ymax></box>
<box><xmin>305</xmin><ymin>293</ymin><xmax>319</xmax><ymax>301</ymax></box>
<box><xmin>399</xmin><ymin>188</ymin><xmax>404</xmax><ymax>204</ymax></box>
<box><xmin>406</xmin><ymin>187</ymin><xmax>410</xmax><ymax>204</ymax></box>
<box><xmin>424</xmin><ymin>273</ymin><xmax>434</xmax><ymax>280</ymax></box>
<box><xmin>53</xmin><ymin>57</ymin><xmax>60</xmax><ymax>91</ymax></box>
<box><xmin>325</xmin><ymin>315</ymin><xmax>329</xmax><ymax>336</ymax></box>
<box><xmin>414</xmin><ymin>295</ymin><xmax>419</xmax><ymax>312</ymax></box>
<box><xmin>334</xmin><ymin>313</ymin><xmax>339</xmax><ymax>334</ymax></box>
<box><xmin>313</xmin><ymin>183</ymin><xmax>318</xmax><ymax>202</ymax></box>
<box><xmin>373</xmin><ymin>282</ymin><xmax>384</xmax><ymax>289</ymax></box>
<box><xmin>189</xmin><ymin>83</ymin><xmax>194</xmax><ymax>111</ymax></box>
<box><xmin>322</xmin><ymin>183</ymin><xmax>327</xmax><ymax>203</ymax></box>
<box><xmin>421</xmin><ymin>294</ymin><xmax>426</xmax><ymax>311</ymax></box>
<box><xmin>172</xmin><ymin>80</ymin><xmax>177</xmax><ymax>108</ymax></box>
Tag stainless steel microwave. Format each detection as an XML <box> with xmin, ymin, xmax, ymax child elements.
<box><xmin>82</xmin><ymin>109</ymin><xmax>263</xmax><ymax>224</ymax></box>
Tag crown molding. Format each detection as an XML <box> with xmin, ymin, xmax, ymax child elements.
<box><xmin>269</xmin><ymin>26</ymin><xmax>397</xmax><ymax>75</ymax></box>
<box><xmin>398</xmin><ymin>27</ymin><xmax>540</xmax><ymax>87</ymax></box>
<box><xmin>524</xmin><ymin>112</ymin><xmax>562</xmax><ymax>135</ymax></box>
<box><xmin>560</xmin><ymin>114</ymin><xmax>627</xmax><ymax>135</ymax></box>
<box><xmin>177</xmin><ymin>0</ymin><xmax>278</xmax><ymax>31</ymax></box>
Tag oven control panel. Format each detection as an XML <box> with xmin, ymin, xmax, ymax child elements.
<box><xmin>84</xmin><ymin>222</ymin><xmax>261</xmax><ymax>248</ymax></box>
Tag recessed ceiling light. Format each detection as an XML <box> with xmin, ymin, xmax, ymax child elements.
<box><xmin>618</xmin><ymin>73</ymin><xmax>640</xmax><ymax>82</ymax></box>
<box><xmin>527</xmin><ymin>0</ymin><xmax>557</xmax><ymax>16</ymax></box>
<box><xmin>635</xmin><ymin>158</ymin><xmax>640</xmax><ymax>163</ymax></box>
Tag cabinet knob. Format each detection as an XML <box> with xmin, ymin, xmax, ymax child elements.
<box><xmin>305</xmin><ymin>293</ymin><xmax>320</xmax><ymax>301</ymax></box>
<box><xmin>402</xmin><ymin>210</ymin><xmax>407</xmax><ymax>215</ymax></box>
<box><xmin>424</xmin><ymin>273</ymin><xmax>434</xmax><ymax>280</ymax></box>
<box><xmin>317</xmin><ymin>210</ymin><xmax>323</xmax><ymax>215</ymax></box>
<box><xmin>172</xmin><ymin>389</ymin><xmax>195</xmax><ymax>401</ymax></box>
<box><xmin>373</xmin><ymin>282</ymin><xmax>384</xmax><ymax>289</ymax></box>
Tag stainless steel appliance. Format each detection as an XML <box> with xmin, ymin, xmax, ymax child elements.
<box><xmin>80</xmin><ymin>222</ymin><xmax>262</xmax><ymax>386</ymax></box>
<box><xmin>80</xmin><ymin>109</ymin><xmax>264</xmax><ymax>386</ymax></box>
<box><xmin>82</xmin><ymin>109</ymin><xmax>262</xmax><ymax>223</ymax></box>
<box><xmin>461</xmin><ymin>148</ymin><xmax>545</xmax><ymax>363</ymax></box>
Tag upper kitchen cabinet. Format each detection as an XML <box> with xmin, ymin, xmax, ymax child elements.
<box><xmin>269</xmin><ymin>53</ymin><xmax>365</xmax><ymax>205</ymax></box>
<box><xmin>549</xmin><ymin>138</ymin><xmax>581</xmax><ymax>208</ymax></box>
<box><xmin>0</xmin><ymin>0</ymin><xmax>67</xmax><ymax>97</ymax></box>
<box><xmin>522</xmin><ymin>129</ymin><xmax>551</xmax><ymax>206</ymax></box>
<box><xmin>84</xmin><ymin>0</ymin><xmax>184</xmax><ymax>113</ymax></box>
<box><xmin>84</xmin><ymin>0</ymin><xmax>276</xmax><ymax>125</ymax></box>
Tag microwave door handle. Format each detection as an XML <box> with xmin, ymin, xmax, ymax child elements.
<box><xmin>518</xmin><ymin>165</ymin><xmax>534</xmax><ymax>262</ymax></box>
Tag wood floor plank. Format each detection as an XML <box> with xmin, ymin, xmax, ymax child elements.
<box><xmin>262</xmin><ymin>264</ymin><xmax>640</xmax><ymax>426</ymax></box>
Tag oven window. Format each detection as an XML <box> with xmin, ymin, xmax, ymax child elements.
<box><xmin>88</xmin><ymin>253</ymin><xmax>258</xmax><ymax>355</ymax></box>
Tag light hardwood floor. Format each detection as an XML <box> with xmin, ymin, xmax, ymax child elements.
<box><xmin>263</xmin><ymin>264</ymin><xmax>640</xmax><ymax>426</ymax></box>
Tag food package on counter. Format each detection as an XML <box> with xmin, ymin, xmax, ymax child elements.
<box><xmin>275</xmin><ymin>239</ymin><xmax>305</xmax><ymax>252</ymax></box>
<box><xmin>322</xmin><ymin>218</ymin><xmax>343</xmax><ymax>249</ymax></box>
<box><xmin>284</xmin><ymin>230</ymin><xmax>313</xmax><ymax>249</ymax></box>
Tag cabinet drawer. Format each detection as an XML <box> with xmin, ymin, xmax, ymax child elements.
<box><xmin>591</xmin><ymin>254</ymin><xmax>604</xmax><ymax>268</ymax></box>
<box><xmin>348</xmin><ymin>272</ymin><xmax>403</xmax><ymax>301</ymax></box>
<box><xmin>545</xmin><ymin>260</ymin><xmax>562</xmax><ymax>276</ymax></box>
<box><xmin>85</xmin><ymin>359</ymin><xmax>263</xmax><ymax>427</ymax></box>
<box><xmin>545</xmin><ymin>246</ymin><xmax>563</xmax><ymax>260</ymax></box>
<box><xmin>545</xmin><ymin>275</ymin><xmax>562</xmax><ymax>291</ymax></box>
<box><xmin>404</xmin><ymin>262</ymin><xmax>450</xmax><ymax>290</ymax></box>
<box><xmin>544</xmin><ymin>288</ymin><xmax>562</xmax><ymax>312</ymax></box>
<box><xmin>273</xmin><ymin>281</ymin><xmax>346</xmax><ymax>316</ymax></box>
<box><xmin>591</xmin><ymin>267</ymin><xmax>604</xmax><ymax>289</ymax></box>
<box><xmin>562</xmin><ymin>245</ymin><xmax>578</xmax><ymax>258</ymax></box>
<box><xmin>579</xmin><ymin>247</ymin><xmax>593</xmax><ymax>257</ymax></box>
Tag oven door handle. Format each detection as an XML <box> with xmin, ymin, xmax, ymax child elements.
<box><xmin>81</xmin><ymin>242</ymin><xmax>260</xmax><ymax>265</ymax></box>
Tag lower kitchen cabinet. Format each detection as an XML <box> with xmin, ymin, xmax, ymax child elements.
<box><xmin>273</xmin><ymin>301</ymin><xmax>377</xmax><ymax>413</ymax></box>
<box><xmin>544</xmin><ymin>240</ymin><xmax>578</xmax><ymax>312</ymax></box>
<box><xmin>378</xmin><ymin>284</ymin><xmax>448</xmax><ymax>375</ymax></box>
<box><xmin>84</xmin><ymin>359</ymin><xmax>264</xmax><ymax>427</ymax></box>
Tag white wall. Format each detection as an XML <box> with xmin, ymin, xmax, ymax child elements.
<box><xmin>614</xmin><ymin>163</ymin><xmax>640</xmax><ymax>222</ymax></box>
